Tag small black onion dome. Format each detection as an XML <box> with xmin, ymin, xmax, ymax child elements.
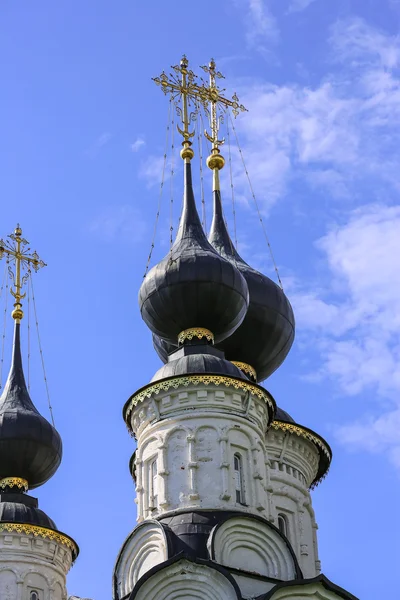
<box><xmin>208</xmin><ymin>189</ymin><xmax>295</xmax><ymax>382</ymax></box>
<box><xmin>0</xmin><ymin>501</ymin><xmax>57</xmax><ymax>529</ymax></box>
<box><xmin>275</xmin><ymin>406</ymin><xmax>295</xmax><ymax>423</ymax></box>
<box><xmin>151</xmin><ymin>352</ymin><xmax>247</xmax><ymax>382</ymax></box>
<box><xmin>0</xmin><ymin>323</ymin><xmax>62</xmax><ymax>489</ymax></box>
<box><xmin>139</xmin><ymin>162</ymin><xmax>249</xmax><ymax>344</ymax></box>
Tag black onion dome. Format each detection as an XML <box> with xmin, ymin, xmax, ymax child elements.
<box><xmin>151</xmin><ymin>351</ymin><xmax>247</xmax><ymax>383</ymax></box>
<box><xmin>0</xmin><ymin>323</ymin><xmax>62</xmax><ymax>489</ymax></box>
<box><xmin>208</xmin><ymin>189</ymin><xmax>295</xmax><ymax>382</ymax></box>
<box><xmin>275</xmin><ymin>406</ymin><xmax>295</xmax><ymax>423</ymax></box>
<box><xmin>0</xmin><ymin>500</ymin><xmax>57</xmax><ymax>529</ymax></box>
<box><xmin>139</xmin><ymin>162</ymin><xmax>249</xmax><ymax>344</ymax></box>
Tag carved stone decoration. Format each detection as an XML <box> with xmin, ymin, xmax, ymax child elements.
<box><xmin>209</xmin><ymin>516</ymin><xmax>298</xmax><ymax>581</ymax></box>
<box><xmin>131</xmin><ymin>558</ymin><xmax>241</xmax><ymax>600</ymax></box>
<box><xmin>113</xmin><ymin>520</ymin><xmax>169</xmax><ymax>600</ymax></box>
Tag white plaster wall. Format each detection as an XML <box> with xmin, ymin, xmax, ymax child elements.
<box><xmin>0</xmin><ymin>530</ymin><xmax>72</xmax><ymax>600</ymax></box>
<box><xmin>265</xmin><ymin>427</ymin><xmax>321</xmax><ymax>579</ymax></box>
<box><xmin>130</xmin><ymin>384</ymin><xmax>271</xmax><ymax>521</ymax></box>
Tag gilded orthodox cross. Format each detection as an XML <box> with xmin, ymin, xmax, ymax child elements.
<box><xmin>153</xmin><ymin>56</ymin><xmax>247</xmax><ymax>171</ymax></box>
<box><xmin>0</xmin><ymin>225</ymin><xmax>46</xmax><ymax>322</ymax></box>
<box><xmin>200</xmin><ymin>58</ymin><xmax>247</xmax><ymax>171</ymax></box>
<box><xmin>153</xmin><ymin>55</ymin><xmax>203</xmax><ymax>162</ymax></box>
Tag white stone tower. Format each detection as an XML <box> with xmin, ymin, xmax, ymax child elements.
<box><xmin>113</xmin><ymin>57</ymin><xmax>358</xmax><ymax>600</ymax></box>
<box><xmin>0</xmin><ymin>227</ymin><xmax>78</xmax><ymax>600</ymax></box>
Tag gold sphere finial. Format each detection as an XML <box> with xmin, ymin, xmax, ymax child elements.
<box><xmin>15</xmin><ymin>224</ymin><xmax>22</xmax><ymax>237</ymax></box>
<box><xmin>12</xmin><ymin>305</ymin><xmax>24</xmax><ymax>321</ymax></box>
<box><xmin>207</xmin><ymin>152</ymin><xmax>225</xmax><ymax>170</ymax></box>
<box><xmin>181</xmin><ymin>146</ymin><xmax>195</xmax><ymax>161</ymax></box>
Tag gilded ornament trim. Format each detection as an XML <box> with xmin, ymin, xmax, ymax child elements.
<box><xmin>0</xmin><ymin>523</ymin><xmax>78</xmax><ymax>559</ymax></box>
<box><xmin>271</xmin><ymin>420</ymin><xmax>331</xmax><ymax>489</ymax></box>
<box><xmin>0</xmin><ymin>477</ymin><xmax>28</xmax><ymax>492</ymax></box>
<box><xmin>231</xmin><ymin>361</ymin><xmax>257</xmax><ymax>380</ymax></box>
<box><xmin>125</xmin><ymin>374</ymin><xmax>274</xmax><ymax>422</ymax></box>
<box><xmin>271</xmin><ymin>421</ymin><xmax>331</xmax><ymax>461</ymax></box>
<box><xmin>178</xmin><ymin>327</ymin><xmax>214</xmax><ymax>345</ymax></box>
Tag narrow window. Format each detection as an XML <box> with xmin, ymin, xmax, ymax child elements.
<box><xmin>149</xmin><ymin>458</ymin><xmax>158</xmax><ymax>508</ymax></box>
<box><xmin>234</xmin><ymin>453</ymin><xmax>245</xmax><ymax>504</ymax></box>
<box><xmin>30</xmin><ymin>593</ymin><xmax>39</xmax><ymax>600</ymax></box>
<box><xmin>278</xmin><ymin>513</ymin><xmax>288</xmax><ymax>538</ymax></box>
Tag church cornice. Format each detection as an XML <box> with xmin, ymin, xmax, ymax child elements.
<box><xmin>271</xmin><ymin>420</ymin><xmax>332</xmax><ymax>488</ymax></box>
<box><xmin>0</xmin><ymin>522</ymin><xmax>79</xmax><ymax>561</ymax></box>
<box><xmin>124</xmin><ymin>373</ymin><xmax>275</xmax><ymax>431</ymax></box>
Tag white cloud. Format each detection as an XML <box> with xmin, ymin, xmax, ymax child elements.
<box><xmin>88</xmin><ymin>205</ymin><xmax>147</xmax><ymax>243</ymax></box>
<box><xmin>228</xmin><ymin>17</ymin><xmax>400</xmax><ymax>212</ymax></box>
<box><xmin>291</xmin><ymin>204</ymin><xmax>400</xmax><ymax>467</ymax></box>
<box><xmin>330</xmin><ymin>17</ymin><xmax>400</xmax><ymax>70</ymax></box>
<box><xmin>130</xmin><ymin>137</ymin><xmax>145</xmax><ymax>153</ymax></box>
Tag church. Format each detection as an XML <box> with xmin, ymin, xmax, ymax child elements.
<box><xmin>0</xmin><ymin>56</ymin><xmax>358</xmax><ymax>600</ymax></box>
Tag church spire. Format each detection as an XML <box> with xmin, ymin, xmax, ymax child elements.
<box><xmin>140</xmin><ymin>57</ymin><xmax>249</xmax><ymax>346</ymax></box>
<box><xmin>0</xmin><ymin>225</ymin><xmax>61</xmax><ymax>490</ymax></box>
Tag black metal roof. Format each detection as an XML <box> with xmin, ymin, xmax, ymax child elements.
<box><xmin>0</xmin><ymin>491</ymin><xmax>57</xmax><ymax>529</ymax></box>
<box><xmin>151</xmin><ymin>343</ymin><xmax>248</xmax><ymax>382</ymax></box>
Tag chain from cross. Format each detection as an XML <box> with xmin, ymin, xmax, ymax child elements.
<box><xmin>153</xmin><ymin>56</ymin><xmax>247</xmax><ymax>164</ymax></box>
<box><xmin>0</xmin><ymin>225</ymin><xmax>46</xmax><ymax>322</ymax></box>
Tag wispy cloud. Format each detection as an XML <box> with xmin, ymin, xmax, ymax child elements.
<box><xmin>291</xmin><ymin>204</ymin><xmax>400</xmax><ymax>467</ymax></box>
<box><xmin>242</xmin><ymin>0</ymin><xmax>279</xmax><ymax>55</ymax></box>
<box><xmin>139</xmin><ymin>155</ymin><xmax>168</xmax><ymax>188</ymax></box>
<box><xmin>88</xmin><ymin>205</ymin><xmax>147</xmax><ymax>243</ymax></box>
<box><xmin>130</xmin><ymin>137</ymin><xmax>146</xmax><ymax>153</ymax></box>
<box><xmin>229</xmin><ymin>17</ymin><xmax>400</xmax><ymax>212</ymax></box>
<box><xmin>85</xmin><ymin>132</ymin><xmax>112</xmax><ymax>158</ymax></box>
<box><xmin>287</xmin><ymin>0</ymin><xmax>318</xmax><ymax>13</ymax></box>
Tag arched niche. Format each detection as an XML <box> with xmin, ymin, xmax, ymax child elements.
<box><xmin>23</xmin><ymin>572</ymin><xmax>48</xmax><ymax>600</ymax></box>
<box><xmin>208</xmin><ymin>515</ymin><xmax>299</xmax><ymax>581</ymax></box>
<box><xmin>113</xmin><ymin>520</ymin><xmax>169</xmax><ymax>600</ymax></box>
<box><xmin>0</xmin><ymin>569</ymin><xmax>18</xmax><ymax>600</ymax></box>
<box><xmin>131</xmin><ymin>557</ymin><xmax>241</xmax><ymax>600</ymax></box>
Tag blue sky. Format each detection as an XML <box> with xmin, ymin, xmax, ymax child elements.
<box><xmin>1</xmin><ymin>1</ymin><xmax>400</xmax><ymax>598</ymax></box>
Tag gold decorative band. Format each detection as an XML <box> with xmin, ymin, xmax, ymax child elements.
<box><xmin>271</xmin><ymin>421</ymin><xmax>331</xmax><ymax>460</ymax></box>
<box><xmin>0</xmin><ymin>477</ymin><xmax>28</xmax><ymax>492</ymax></box>
<box><xmin>0</xmin><ymin>523</ymin><xmax>78</xmax><ymax>559</ymax></box>
<box><xmin>125</xmin><ymin>374</ymin><xmax>275</xmax><ymax>423</ymax></box>
<box><xmin>178</xmin><ymin>327</ymin><xmax>214</xmax><ymax>345</ymax></box>
<box><xmin>231</xmin><ymin>361</ymin><xmax>257</xmax><ymax>381</ymax></box>
<box><xmin>271</xmin><ymin>421</ymin><xmax>331</xmax><ymax>488</ymax></box>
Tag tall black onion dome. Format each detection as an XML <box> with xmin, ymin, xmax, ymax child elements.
<box><xmin>0</xmin><ymin>323</ymin><xmax>62</xmax><ymax>489</ymax></box>
<box><xmin>208</xmin><ymin>189</ymin><xmax>295</xmax><ymax>382</ymax></box>
<box><xmin>139</xmin><ymin>162</ymin><xmax>249</xmax><ymax>344</ymax></box>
